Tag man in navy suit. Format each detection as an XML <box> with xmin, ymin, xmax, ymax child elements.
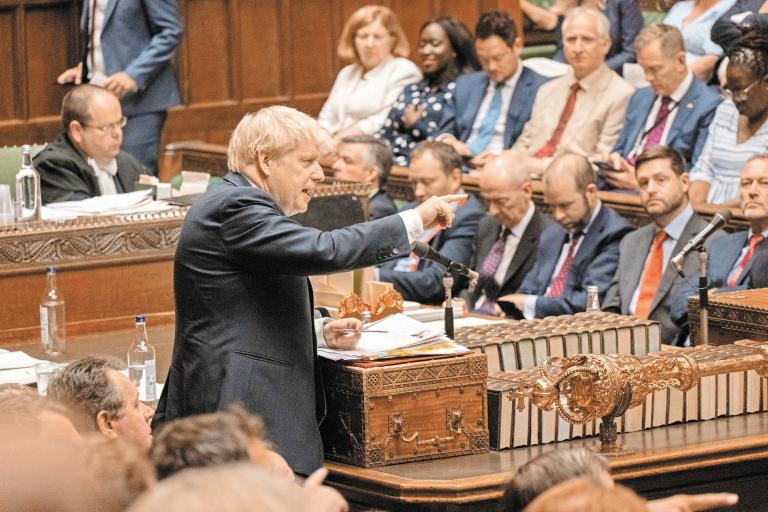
<box><xmin>57</xmin><ymin>0</ymin><xmax>183</xmax><ymax>174</ymax></box>
<box><xmin>378</xmin><ymin>142</ymin><xmax>486</xmax><ymax>305</ymax></box>
<box><xmin>331</xmin><ymin>135</ymin><xmax>398</xmax><ymax>221</ymax></box>
<box><xmin>597</xmin><ymin>24</ymin><xmax>721</xmax><ymax>191</ymax></box>
<box><xmin>499</xmin><ymin>153</ymin><xmax>633</xmax><ymax>318</ymax></box>
<box><xmin>154</xmin><ymin>107</ymin><xmax>462</xmax><ymax>477</ymax></box>
<box><xmin>671</xmin><ymin>155</ymin><xmax>768</xmax><ymax>328</ymax></box>
<box><xmin>436</xmin><ymin>11</ymin><xmax>548</xmax><ymax>170</ymax></box>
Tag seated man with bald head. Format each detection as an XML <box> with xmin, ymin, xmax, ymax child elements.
<box><xmin>466</xmin><ymin>153</ymin><xmax>552</xmax><ymax>316</ymax></box>
<box><xmin>33</xmin><ymin>84</ymin><xmax>146</xmax><ymax>204</ymax></box>
<box><xmin>499</xmin><ymin>153</ymin><xmax>633</xmax><ymax>318</ymax></box>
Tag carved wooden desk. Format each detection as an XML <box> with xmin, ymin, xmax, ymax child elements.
<box><xmin>0</xmin><ymin>210</ymin><xmax>185</xmax><ymax>345</ymax></box>
<box><xmin>326</xmin><ymin>413</ymin><xmax>768</xmax><ymax>511</ymax></box>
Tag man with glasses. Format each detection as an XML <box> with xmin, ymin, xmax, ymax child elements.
<box><xmin>465</xmin><ymin>152</ymin><xmax>551</xmax><ymax>316</ymax></box>
<box><xmin>34</xmin><ymin>84</ymin><xmax>146</xmax><ymax>204</ymax></box>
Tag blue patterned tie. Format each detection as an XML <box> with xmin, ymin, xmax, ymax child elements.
<box><xmin>469</xmin><ymin>83</ymin><xmax>502</xmax><ymax>155</ymax></box>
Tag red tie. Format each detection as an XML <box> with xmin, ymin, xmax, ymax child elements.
<box><xmin>634</xmin><ymin>230</ymin><xmax>667</xmax><ymax>319</ymax></box>
<box><xmin>727</xmin><ymin>234</ymin><xmax>765</xmax><ymax>287</ymax></box>
<box><xmin>534</xmin><ymin>82</ymin><xmax>580</xmax><ymax>158</ymax></box>
<box><xmin>546</xmin><ymin>232</ymin><xmax>582</xmax><ymax>298</ymax></box>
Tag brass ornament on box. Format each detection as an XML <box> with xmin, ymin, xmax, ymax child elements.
<box><xmin>336</xmin><ymin>290</ymin><xmax>404</xmax><ymax>321</ymax></box>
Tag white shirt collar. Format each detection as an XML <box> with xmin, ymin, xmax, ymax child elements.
<box><xmin>661</xmin><ymin>204</ymin><xmax>694</xmax><ymax>241</ymax></box>
<box><xmin>509</xmin><ymin>201</ymin><xmax>535</xmax><ymax>239</ymax></box>
<box><xmin>669</xmin><ymin>71</ymin><xmax>694</xmax><ymax>103</ymax></box>
<box><xmin>86</xmin><ymin>157</ymin><xmax>117</xmax><ymax>177</ymax></box>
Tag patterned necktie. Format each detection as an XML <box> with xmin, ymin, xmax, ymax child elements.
<box><xmin>478</xmin><ymin>229</ymin><xmax>511</xmax><ymax>297</ymax></box>
<box><xmin>534</xmin><ymin>82</ymin><xmax>580</xmax><ymax>158</ymax></box>
<box><xmin>643</xmin><ymin>96</ymin><xmax>673</xmax><ymax>150</ymax></box>
<box><xmin>727</xmin><ymin>234</ymin><xmax>765</xmax><ymax>287</ymax></box>
<box><xmin>634</xmin><ymin>230</ymin><xmax>667</xmax><ymax>319</ymax></box>
<box><xmin>468</xmin><ymin>83</ymin><xmax>503</xmax><ymax>155</ymax></box>
<box><xmin>546</xmin><ymin>232</ymin><xmax>582</xmax><ymax>298</ymax></box>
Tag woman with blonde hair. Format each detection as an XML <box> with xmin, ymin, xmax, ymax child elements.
<box><xmin>318</xmin><ymin>5</ymin><xmax>421</xmax><ymax>140</ymax></box>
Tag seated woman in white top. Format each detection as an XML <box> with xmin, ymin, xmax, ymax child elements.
<box><xmin>318</xmin><ymin>5</ymin><xmax>421</xmax><ymax>140</ymax></box>
<box><xmin>688</xmin><ymin>19</ymin><xmax>768</xmax><ymax>207</ymax></box>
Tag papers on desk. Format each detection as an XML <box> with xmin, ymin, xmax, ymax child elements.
<box><xmin>41</xmin><ymin>189</ymin><xmax>175</xmax><ymax>220</ymax></box>
<box><xmin>318</xmin><ymin>313</ymin><xmax>470</xmax><ymax>362</ymax></box>
<box><xmin>0</xmin><ymin>351</ymin><xmax>52</xmax><ymax>385</ymax></box>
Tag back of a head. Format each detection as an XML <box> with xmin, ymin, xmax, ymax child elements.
<box><xmin>501</xmin><ymin>449</ymin><xmax>610</xmax><ymax>511</ymax></box>
<box><xmin>523</xmin><ymin>477</ymin><xmax>646</xmax><ymax>512</ymax></box>
<box><xmin>83</xmin><ymin>436</ymin><xmax>157</xmax><ymax>511</ymax></box>
<box><xmin>127</xmin><ymin>464</ymin><xmax>302</xmax><ymax>512</ymax></box>
<box><xmin>151</xmin><ymin>406</ymin><xmax>264</xmax><ymax>479</ymax></box>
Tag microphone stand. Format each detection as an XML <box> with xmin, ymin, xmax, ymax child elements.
<box><xmin>442</xmin><ymin>273</ymin><xmax>454</xmax><ymax>340</ymax></box>
<box><xmin>697</xmin><ymin>246</ymin><xmax>709</xmax><ymax>345</ymax></box>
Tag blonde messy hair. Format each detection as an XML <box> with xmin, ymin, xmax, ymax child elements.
<box><xmin>227</xmin><ymin>105</ymin><xmax>333</xmax><ymax>172</ymax></box>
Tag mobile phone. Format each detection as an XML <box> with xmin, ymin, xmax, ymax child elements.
<box><xmin>593</xmin><ymin>160</ymin><xmax>621</xmax><ymax>173</ymax></box>
<box><xmin>460</xmin><ymin>154</ymin><xmax>475</xmax><ymax>162</ymax></box>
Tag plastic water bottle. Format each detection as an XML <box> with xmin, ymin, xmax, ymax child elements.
<box><xmin>127</xmin><ymin>315</ymin><xmax>157</xmax><ymax>402</ymax></box>
<box><xmin>15</xmin><ymin>145</ymin><xmax>41</xmax><ymax>222</ymax></box>
<box><xmin>40</xmin><ymin>267</ymin><xmax>66</xmax><ymax>356</ymax></box>
<box><xmin>586</xmin><ymin>285</ymin><xmax>601</xmax><ymax>312</ymax></box>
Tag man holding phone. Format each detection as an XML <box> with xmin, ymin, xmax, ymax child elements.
<box><xmin>595</xmin><ymin>24</ymin><xmax>721</xmax><ymax>191</ymax></box>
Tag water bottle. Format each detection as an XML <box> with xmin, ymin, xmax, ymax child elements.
<box><xmin>586</xmin><ymin>285</ymin><xmax>601</xmax><ymax>312</ymax></box>
<box><xmin>40</xmin><ymin>267</ymin><xmax>66</xmax><ymax>356</ymax></box>
<box><xmin>15</xmin><ymin>145</ymin><xmax>41</xmax><ymax>222</ymax></box>
<box><xmin>127</xmin><ymin>315</ymin><xmax>157</xmax><ymax>402</ymax></box>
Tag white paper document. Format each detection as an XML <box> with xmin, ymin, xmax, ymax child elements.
<box><xmin>0</xmin><ymin>351</ymin><xmax>52</xmax><ymax>385</ymax></box>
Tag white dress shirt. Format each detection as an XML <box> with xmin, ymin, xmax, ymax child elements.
<box><xmin>629</xmin><ymin>205</ymin><xmax>694</xmax><ymax>313</ymax></box>
<box><xmin>467</xmin><ymin>65</ymin><xmax>523</xmax><ymax>155</ymax></box>
<box><xmin>317</xmin><ymin>56</ymin><xmax>421</xmax><ymax>135</ymax></box>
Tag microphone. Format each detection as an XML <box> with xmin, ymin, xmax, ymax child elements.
<box><xmin>670</xmin><ymin>209</ymin><xmax>732</xmax><ymax>275</ymax></box>
<box><xmin>410</xmin><ymin>241</ymin><xmax>479</xmax><ymax>287</ymax></box>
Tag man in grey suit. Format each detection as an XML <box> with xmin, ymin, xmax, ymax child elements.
<box><xmin>331</xmin><ymin>135</ymin><xmax>398</xmax><ymax>220</ymax></box>
<box><xmin>153</xmin><ymin>106</ymin><xmax>462</xmax><ymax>477</ymax></box>
<box><xmin>466</xmin><ymin>153</ymin><xmax>551</xmax><ymax>316</ymax></box>
<box><xmin>57</xmin><ymin>0</ymin><xmax>183</xmax><ymax>173</ymax></box>
<box><xmin>603</xmin><ymin>146</ymin><xmax>719</xmax><ymax>345</ymax></box>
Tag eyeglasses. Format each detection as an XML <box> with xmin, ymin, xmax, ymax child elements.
<box><xmin>723</xmin><ymin>75</ymin><xmax>767</xmax><ymax>101</ymax></box>
<box><xmin>80</xmin><ymin>116</ymin><xmax>127</xmax><ymax>135</ymax></box>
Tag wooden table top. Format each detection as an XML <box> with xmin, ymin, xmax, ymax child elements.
<box><xmin>326</xmin><ymin>412</ymin><xmax>768</xmax><ymax>508</ymax></box>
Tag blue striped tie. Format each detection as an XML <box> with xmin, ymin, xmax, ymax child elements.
<box><xmin>469</xmin><ymin>84</ymin><xmax>502</xmax><ymax>155</ymax></box>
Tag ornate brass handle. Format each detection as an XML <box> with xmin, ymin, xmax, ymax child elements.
<box><xmin>389</xmin><ymin>409</ymin><xmax>464</xmax><ymax>447</ymax></box>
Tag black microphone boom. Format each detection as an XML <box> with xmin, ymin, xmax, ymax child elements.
<box><xmin>410</xmin><ymin>241</ymin><xmax>479</xmax><ymax>285</ymax></box>
<box><xmin>670</xmin><ymin>209</ymin><xmax>732</xmax><ymax>275</ymax></box>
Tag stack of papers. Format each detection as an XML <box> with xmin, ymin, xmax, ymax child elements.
<box><xmin>0</xmin><ymin>350</ymin><xmax>52</xmax><ymax>385</ymax></box>
<box><xmin>318</xmin><ymin>313</ymin><xmax>470</xmax><ymax>362</ymax></box>
<box><xmin>42</xmin><ymin>189</ymin><xmax>174</xmax><ymax>220</ymax></box>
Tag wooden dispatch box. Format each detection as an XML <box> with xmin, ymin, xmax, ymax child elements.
<box><xmin>319</xmin><ymin>353</ymin><xmax>489</xmax><ymax>468</ymax></box>
<box><xmin>688</xmin><ymin>289</ymin><xmax>768</xmax><ymax>345</ymax></box>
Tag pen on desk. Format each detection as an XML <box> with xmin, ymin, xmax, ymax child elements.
<box><xmin>341</xmin><ymin>329</ymin><xmax>386</xmax><ymax>334</ymax></box>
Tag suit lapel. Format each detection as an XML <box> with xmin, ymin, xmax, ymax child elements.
<box><xmin>667</xmin><ymin>82</ymin><xmax>698</xmax><ymax>144</ymax></box>
<box><xmin>650</xmin><ymin>216</ymin><xmax>699</xmax><ymax>313</ymax></box>
<box><xmin>502</xmin><ymin>210</ymin><xmax>539</xmax><ymax>287</ymax></box>
<box><xmin>477</xmin><ymin>219</ymin><xmax>501</xmax><ymax>269</ymax></box>
<box><xmin>504</xmin><ymin>70</ymin><xmax>528</xmax><ymax>145</ymax></box>
<box><xmin>738</xmin><ymin>237</ymin><xmax>768</xmax><ymax>286</ymax></box>
<box><xmin>623</xmin><ymin>226</ymin><xmax>654</xmax><ymax>310</ymax></box>
<box><xmin>629</xmin><ymin>91</ymin><xmax>656</xmax><ymax>150</ymax></box>
<box><xmin>541</xmin><ymin>231</ymin><xmax>567</xmax><ymax>292</ymax></box>
<box><xmin>464</xmin><ymin>75</ymin><xmax>489</xmax><ymax>140</ymax></box>
<box><xmin>103</xmin><ymin>0</ymin><xmax>119</xmax><ymax>30</ymax></box>
<box><xmin>570</xmin><ymin>206</ymin><xmax>608</xmax><ymax>274</ymax></box>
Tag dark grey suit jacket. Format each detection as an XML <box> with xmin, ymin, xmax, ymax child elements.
<box><xmin>369</xmin><ymin>189</ymin><xmax>397</xmax><ymax>220</ymax></box>
<box><xmin>153</xmin><ymin>172</ymin><xmax>410</xmax><ymax>476</ymax></box>
<box><xmin>603</xmin><ymin>212</ymin><xmax>717</xmax><ymax>345</ymax></box>
<box><xmin>467</xmin><ymin>208</ymin><xmax>552</xmax><ymax>310</ymax></box>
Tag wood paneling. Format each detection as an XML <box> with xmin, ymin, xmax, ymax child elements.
<box><xmin>0</xmin><ymin>0</ymin><xmax>522</xmax><ymax>148</ymax></box>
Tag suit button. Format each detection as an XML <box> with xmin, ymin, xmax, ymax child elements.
<box><xmin>392</xmin><ymin>248</ymin><xmax>399</xmax><ymax>255</ymax></box>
